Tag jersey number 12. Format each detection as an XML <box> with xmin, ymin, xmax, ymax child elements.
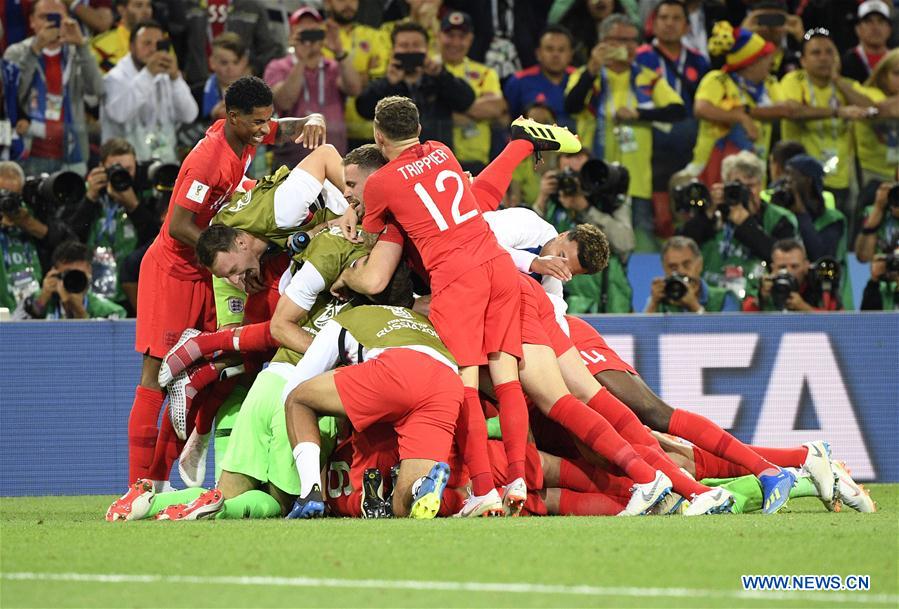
<box><xmin>413</xmin><ymin>170</ymin><xmax>478</xmax><ymax>231</ymax></box>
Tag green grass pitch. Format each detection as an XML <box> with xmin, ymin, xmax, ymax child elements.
<box><xmin>1</xmin><ymin>486</ymin><xmax>897</xmax><ymax>609</ymax></box>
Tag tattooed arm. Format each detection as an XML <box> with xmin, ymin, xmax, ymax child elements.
<box><xmin>274</xmin><ymin>113</ymin><xmax>327</xmax><ymax>148</ymax></box>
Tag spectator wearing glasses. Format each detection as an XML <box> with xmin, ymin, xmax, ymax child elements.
<box><xmin>779</xmin><ymin>28</ymin><xmax>876</xmax><ymax>220</ymax></box>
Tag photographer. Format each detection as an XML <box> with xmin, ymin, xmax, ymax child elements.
<box><xmin>645</xmin><ymin>236</ymin><xmax>740</xmax><ymax>313</ymax></box>
<box><xmin>16</xmin><ymin>240</ymin><xmax>126</xmax><ymax>319</ymax></box>
<box><xmin>0</xmin><ymin>162</ymin><xmax>43</xmax><ymax>310</ymax></box>
<box><xmin>534</xmin><ymin>149</ymin><xmax>635</xmax><ymax>313</ymax></box>
<box><xmin>860</xmin><ymin>251</ymin><xmax>899</xmax><ymax>310</ymax></box>
<box><xmin>64</xmin><ymin>138</ymin><xmax>163</xmax><ymax>311</ymax></box>
<box><xmin>678</xmin><ymin>150</ymin><xmax>797</xmax><ymax>296</ymax></box>
<box><xmin>742</xmin><ymin>238</ymin><xmax>842</xmax><ymax>312</ymax></box>
<box><xmin>356</xmin><ymin>21</ymin><xmax>475</xmax><ymax>150</ymax></box>
<box><xmin>855</xmin><ymin>181</ymin><xmax>899</xmax><ymax>263</ymax></box>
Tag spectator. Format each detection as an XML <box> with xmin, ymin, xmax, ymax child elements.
<box><xmin>90</xmin><ymin>0</ymin><xmax>153</xmax><ymax>73</ymax></box>
<box><xmin>779</xmin><ymin>28</ymin><xmax>876</xmax><ymax>218</ymax></box>
<box><xmin>0</xmin><ymin>161</ymin><xmax>43</xmax><ymax>311</ymax></box>
<box><xmin>462</xmin><ymin>0</ymin><xmax>552</xmax><ymax>80</ymax></box>
<box><xmin>380</xmin><ymin>0</ymin><xmax>444</xmax><ymax>56</ymax></box>
<box><xmin>439</xmin><ymin>11</ymin><xmax>506</xmax><ymax>174</ymax></box>
<box><xmin>265</xmin><ymin>7</ymin><xmax>361</xmax><ymax>164</ymax></box>
<box><xmin>503</xmin><ymin>25</ymin><xmax>576</xmax><ymax>129</ymax></box>
<box><xmin>766</xmin><ymin>139</ymin><xmax>806</xmax><ymax>186</ymax></box>
<box><xmin>548</xmin><ymin>0</ymin><xmax>627</xmax><ymax>67</ymax></box>
<box><xmin>196</xmin><ymin>33</ymin><xmax>251</xmax><ymax>124</ymax></box>
<box><xmin>742</xmin><ymin>238</ymin><xmax>842</xmax><ymax>312</ymax></box>
<box><xmin>356</xmin><ymin>20</ymin><xmax>475</xmax><ymax>149</ymax></box>
<box><xmin>740</xmin><ymin>0</ymin><xmax>804</xmax><ymax>79</ymax></box>
<box><xmin>322</xmin><ymin>0</ymin><xmax>391</xmax><ymax>149</ymax></box>
<box><xmin>679</xmin><ymin>150</ymin><xmax>797</xmax><ymax>298</ymax></box>
<box><xmin>63</xmin><ymin>138</ymin><xmax>161</xmax><ymax>312</ymax></box>
<box><xmin>645</xmin><ymin>235</ymin><xmax>740</xmax><ymax>313</ymax></box>
<box><xmin>842</xmin><ymin>1</ymin><xmax>894</xmax><ymax>84</ymax></box>
<box><xmin>636</xmin><ymin>0</ymin><xmax>710</xmax><ymax>238</ymax></box>
<box><xmin>565</xmin><ymin>14</ymin><xmax>686</xmax><ymax>251</ymax></box>
<box><xmin>855</xmin><ymin>181</ymin><xmax>899</xmax><ymax>263</ymax></box>
<box><xmin>534</xmin><ymin>149</ymin><xmax>635</xmax><ymax>313</ymax></box>
<box><xmin>860</xmin><ymin>250</ymin><xmax>899</xmax><ymax>310</ymax></box>
<box><xmin>15</xmin><ymin>239</ymin><xmax>126</xmax><ymax>319</ymax></box>
<box><xmin>69</xmin><ymin>0</ymin><xmax>114</xmax><ymax>37</ymax></box>
<box><xmin>856</xmin><ymin>48</ymin><xmax>899</xmax><ymax>187</ymax></box>
<box><xmin>3</xmin><ymin>0</ymin><xmax>104</xmax><ymax>175</ymax></box>
<box><xmin>182</xmin><ymin>0</ymin><xmax>284</xmax><ymax>88</ymax></box>
<box><xmin>688</xmin><ymin>21</ymin><xmax>793</xmax><ymax>186</ymax></box>
<box><xmin>101</xmin><ymin>21</ymin><xmax>199</xmax><ymax>162</ymax></box>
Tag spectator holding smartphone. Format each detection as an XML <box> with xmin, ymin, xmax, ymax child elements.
<box><xmin>100</xmin><ymin>20</ymin><xmax>198</xmax><ymax>162</ymax></box>
<box><xmin>356</xmin><ymin>21</ymin><xmax>475</xmax><ymax>149</ymax></box>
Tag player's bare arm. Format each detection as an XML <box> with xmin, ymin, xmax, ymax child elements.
<box><xmin>168</xmin><ymin>205</ymin><xmax>203</xmax><ymax>248</ymax></box>
<box><xmin>332</xmin><ymin>239</ymin><xmax>403</xmax><ymax>296</ymax></box>
<box><xmin>275</xmin><ymin>114</ymin><xmax>327</xmax><ymax>148</ymax></box>
<box><xmin>270</xmin><ymin>296</ymin><xmax>314</xmax><ymax>355</ymax></box>
<box><xmin>297</xmin><ymin>144</ymin><xmax>347</xmax><ymax>192</ymax></box>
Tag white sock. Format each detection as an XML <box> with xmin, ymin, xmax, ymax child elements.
<box><xmin>293</xmin><ymin>442</ymin><xmax>321</xmax><ymax>497</ymax></box>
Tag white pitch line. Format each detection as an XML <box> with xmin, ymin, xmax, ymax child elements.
<box><xmin>2</xmin><ymin>572</ymin><xmax>898</xmax><ymax>606</ymax></box>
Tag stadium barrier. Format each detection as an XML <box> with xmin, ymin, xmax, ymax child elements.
<box><xmin>1</xmin><ymin>313</ymin><xmax>896</xmax><ymax>496</ymax></box>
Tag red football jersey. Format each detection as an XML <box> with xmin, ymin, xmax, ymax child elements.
<box><xmin>361</xmin><ymin>141</ymin><xmax>506</xmax><ymax>292</ymax></box>
<box><xmin>152</xmin><ymin>119</ymin><xmax>277</xmax><ymax>279</ymax></box>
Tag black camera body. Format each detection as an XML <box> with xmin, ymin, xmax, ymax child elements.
<box><xmin>106</xmin><ymin>163</ymin><xmax>133</xmax><ymax>192</ymax></box>
<box><xmin>0</xmin><ymin>189</ymin><xmax>24</xmax><ymax>215</ymax></box>
<box><xmin>672</xmin><ymin>180</ymin><xmax>711</xmax><ymax>214</ymax></box>
<box><xmin>664</xmin><ymin>272</ymin><xmax>691</xmax><ymax>303</ymax></box>
<box><xmin>61</xmin><ymin>269</ymin><xmax>89</xmax><ymax>294</ymax></box>
<box><xmin>769</xmin><ymin>182</ymin><xmax>794</xmax><ymax>208</ymax></box>
<box><xmin>722</xmin><ymin>181</ymin><xmax>751</xmax><ymax>213</ymax></box>
<box><xmin>5</xmin><ymin>171</ymin><xmax>87</xmax><ymax>219</ymax></box>
<box><xmin>884</xmin><ymin>253</ymin><xmax>899</xmax><ymax>274</ymax></box>
<box><xmin>555</xmin><ymin>160</ymin><xmax>630</xmax><ymax>214</ymax></box>
<box><xmin>770</xmin><ymin>268</ymin><xmax>799</xmax><ymax>310</ymax></box>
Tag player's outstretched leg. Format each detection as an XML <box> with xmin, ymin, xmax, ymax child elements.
<box><xmin>409</xmin><ymin>461</ymin><xmax>452</xmax><ymax>520</ymax></box>
<box><xmin>510</xmin><ymin>117</ymin><xmax>582</xmax><ymax>156</ymax></box>
<box><xmin>361</xmin><ymin>468</ymin><xmax>392</xmax><ymax>519</ymax></box>
<box><xmin>156</xmin><ymin>488</ymin><xmax>224</xmax><ymax>520</ymax></box>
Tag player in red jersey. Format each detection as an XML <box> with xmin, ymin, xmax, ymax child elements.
<box><xmin>127</xmin><ymin>75</ymin><xmax>328</xmax><ymax>485</ymax></box>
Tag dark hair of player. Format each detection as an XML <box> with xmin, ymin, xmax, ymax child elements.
<box><xmin>99</xmin><ymin>137</ymin><xmax>136</xmax><ymax>162</ymax></box>
<box><xmin>129</xmin><ymin>19</ymin><xmax>164</xmax><ymax>44</ymax></box>
<box><xmin>568</xmin><ymin>224</ymin><xmax>609</xmax><ymax>275</ymax></box>
<box><xmin>373</xmin><ymin>96</ymin><xmax>420</xmax><ymax>141</ymax></box>
<box><xmin>771</xmin><ymin>140</ymin><xmax>807</xmax><ymax>169</ymax></box>
<box><xmin>224</xmin><ymin>76</ymin><xmax>274</xmax><ymax>115</ymax></box>
<box><xmin>343</xmin><ymin>144</ymin><xmax>387</xmax><ymax>173</ymax></box>
<box><xmin>196</xmin><ymin>224</ymin><xmax>240</xmax><ymax>268</ymax></box>
<box><xmin>52</xmin><ymin>240</ymin><xmax>91</xmax><ymax>266</ymax></box>
<box><xmin>390</xmin><ymin>20</ymin><xmax>429</xmax><ymax>46</ymax></box>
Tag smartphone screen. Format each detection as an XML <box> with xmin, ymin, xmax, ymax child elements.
<box><xmin>395</xmin><ymin>52</ymin><xmax>426</xmax><ymax>71</ymax></box>
<box><xmin>299</xmin><ymin>29</ymin><xmax>326</xmax><ymax>43</ymax></box>
<box><xmin>156</xmin><ymin>39</ymin><xmax>171</xmax><ymax>52</ymax></box>
<box><xmin>47</xmin><ymin>13</ymin><xmax>62</xmax><ymax>27</ymax></box>
<box><xmin>756</xmin><ymin>13</ymin><xmax>786</xmax><ymax>27</ymax></box>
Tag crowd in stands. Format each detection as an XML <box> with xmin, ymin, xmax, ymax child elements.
<box><xmin>1</xmin><ymin>0</ymin><xmax>897</xmax><ymax>318</ymax></box>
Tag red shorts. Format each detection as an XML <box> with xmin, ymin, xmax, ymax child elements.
<box><xmin>335</xmin><ymin>349</ymin><xmax>463</xmax><ymax>463</ymax></box>
<box><xmin>532</xmin><ymin>277</ymin><xmax>573</xmax><ymax>357</ymax></box>
<box><xmin>243</xmin><ymin>253</ymin><xmax>290</xmax><ymax>325</ymax></box>
<box><xmin>486</xmin><ymin>440</ymin><xmax>547</xmax><ymax>516</ymax></box>
<box><xmin>429</xmin><ymin>256</ymin><xmax>522</xmax><ymax>366</ymax></box>
<box><xmin>565</xmin><ymin>315</ymin><xmax>638</xmax><ymax>376</ymax></box>
<box><xmin>326</xmin><ymin>424</ymin><xmax>399</xmax><ymax>518</ymax></box>
<box><xmin>135</xmin><ymin>245</ymin><xmax>216</xmax><ymax>357</ymax></box>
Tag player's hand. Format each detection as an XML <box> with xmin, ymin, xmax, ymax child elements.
<box><xmin>85</xmin><ymin>166</ymin><xmax>108</xmax><ymax>202</ymax></box>
<box><xmin>727</xmin><ymin>202</ymin><xmax>750</xmax><ymax>226</ymax></box>
<box><xmin>649</xmin><ymin>277</ymin><xmax>665</xmax><ymax>305</ymax></box>
<box><xmin>330</xmin><ymin>272</ymin><xmax>352</xmax><ymax>300</ymax></box>
<box><xmin>296</xmin><ymin>113</ymin><xmax>327</xmax><ymax>149</ymax></box>
<box><xmin>615</xmin><ymin>107</ymin><xmax>639</xmax><ymax>122</ymax></box>
<box><xmin>785</xmin><ymin>291</ymin><xmax>812</xmax><ymax>312</ymax></box>
<box><xmin>529</xmin><ymin>256</ymin><xmax>572</xmax><ymax>282</ymax></box>
<box><xmin>412</xmin><ymin>293</ymin><xmax>432</xmax><ymax>316</ymax></box>
<box><xmin>60</xmin><ymin>17</ymin><xmax>84</xmax><ymax>46</ymax></box>
<box><xmin>337</xmin><ymin>206</ymin><xmax>362</xmax><ymax>243</ymax></box>
<box><xmin>243</xmin><ymin>270</ymin><xmax>266</xmax><ymax>295</ymax></box>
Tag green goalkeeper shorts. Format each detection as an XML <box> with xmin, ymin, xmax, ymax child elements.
<box><xmin>220</xmin><ymin>368</ymin><xmax>300</xmax><ymax>496</ymax></box>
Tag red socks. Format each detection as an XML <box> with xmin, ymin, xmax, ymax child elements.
<box><xmin>193</xmin><ymin>378</ymin><xmax>238</xmax><ymax>436</ymax></box>
<box><xmin>747</xmin><ymin>444</ymin><xmax>809</xmax><ymax>468</ymax></box>
<box><xmin>146</xmin><ymin>411</ymin><xmax>184</xmax><ymax>482</ymax></box>
<box><xmin>558</xmin><ymin>458</ymin><xmax>633</xmax><ymax>499</ymax></box>
<box><xmin>634</xmin><ymin>444</ymin><xmax>710</xmax><ymax>498</ymax></box>
<box><xmin>546</xmin><ymin>394</ymin><xmax>656</xmax><ymax>484</ymax></box>
<box><xmin>692</xmin><ymin>446</ymin><xmax>751</xmax><ymax>480</ymax></box>
<box><xmin>494</xmin><ymin>381</ymin><xmax>528</xmax><ymax>481</ymax></box>
<box><xmin>471</xmin><ymin>139</ymin><xmax>534</xmax><ymax>212</ymax></box>
<box><xmin>456</xmin><ymin>388</ymin><xmax>495</xmax><ymax>496</ymax></box>
<box><xmin>587</xmin><ymin>389</ymin><xmax>657</xmax><ymax>447</ymax></box>
<box><xmin>235</xmin><ymin>321</ymin><xmax>278</xmax><ymax>352</ymax></box>
<box><xmin>127</xmin><ymin>385</ymin><xmax>165</xmax><ymax>483</ymax></box>
<box><xmin>558</xmin><ymin>489</ymin><xmax>627</xmax><ymax>516</ymax></box>
<box><xmin>668</xmin><ymin>409</ymin><xmax>773</xmax><ymax>476</ymax></box>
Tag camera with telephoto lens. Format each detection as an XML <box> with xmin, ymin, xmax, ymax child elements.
<box><xmin>769</xmin><ymin>181</ymin><xmax>794</xmax><ymax>208</ymax></box>
<box><xmin>810</xmin><ymin>256</ymin><xmax>841</xmax><ymax>294</ymax></box>
<box><xmin>61</xmin><ymin>269</ymin><xmax>89</xmax><ymax>294</ymax></box>
<box><xmin>105</xmin><ymin>163</ymin><xmax>133</xmax><ymax>192</ymax></box>
<box><xmin>770</xmin><ymin>268</ymin><xmax>799</xmax><ymax>310</ymax></box>
<box><xmin>555</xmin><ymin>160</ymin><xmax>630</xmax><ymax>214</ymax></box>
<box><xmin>134</xmin><ymin>159</ymin><xmax>180</xmax><ymax>194</ymax></box>
<box><xmin>663</xmin><ymin>272</ymin><xmax>691</xmax><ymax>303</ymax></box>
<box><xmin>672</xmin><ymin>180</ymin><xmax>711</xmax><ymax>214</ymax></box>
<box><xmin>0</xmin><ymin>189</ymin><xmax>24</xmax><ymax>215</ymax></box>
<box><xmin>19</xmin><ymin>171</ymin><xmax>87</xmax><ymax>217</ymax></box>
<box><xmin>721</xmin><ymin>181</ymin><xmax>751</xmax><ymax>213</ymax></box>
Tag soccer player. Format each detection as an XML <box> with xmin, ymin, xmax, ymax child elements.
<box><xmin>345</xmin><ymin>97</ymin><xmax>583</xmax><ymax>516</ymax></box>
<box><xmin>283</xmin><ymin>305</ymin><xmax>464</xmax><ymax>519</ymax></box>
<box><xmin>127</xmin><ymin>75</ymin><xmax>328</xmax><ymax>485</ymax></box>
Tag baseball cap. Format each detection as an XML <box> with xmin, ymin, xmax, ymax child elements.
<box><xmin>441</xmin><ymin>11</ymin><xmax>473</xmax><ymax>33</ymax></box>
<box><xmin>858</xmin><ymin>0</ymin><xmax>891</xmax><ymax>21</ymax></box>
<box><xmin>289</xmin><ymin>6</ymin><xmax>323</xmax><ymax>26</ymax></box>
